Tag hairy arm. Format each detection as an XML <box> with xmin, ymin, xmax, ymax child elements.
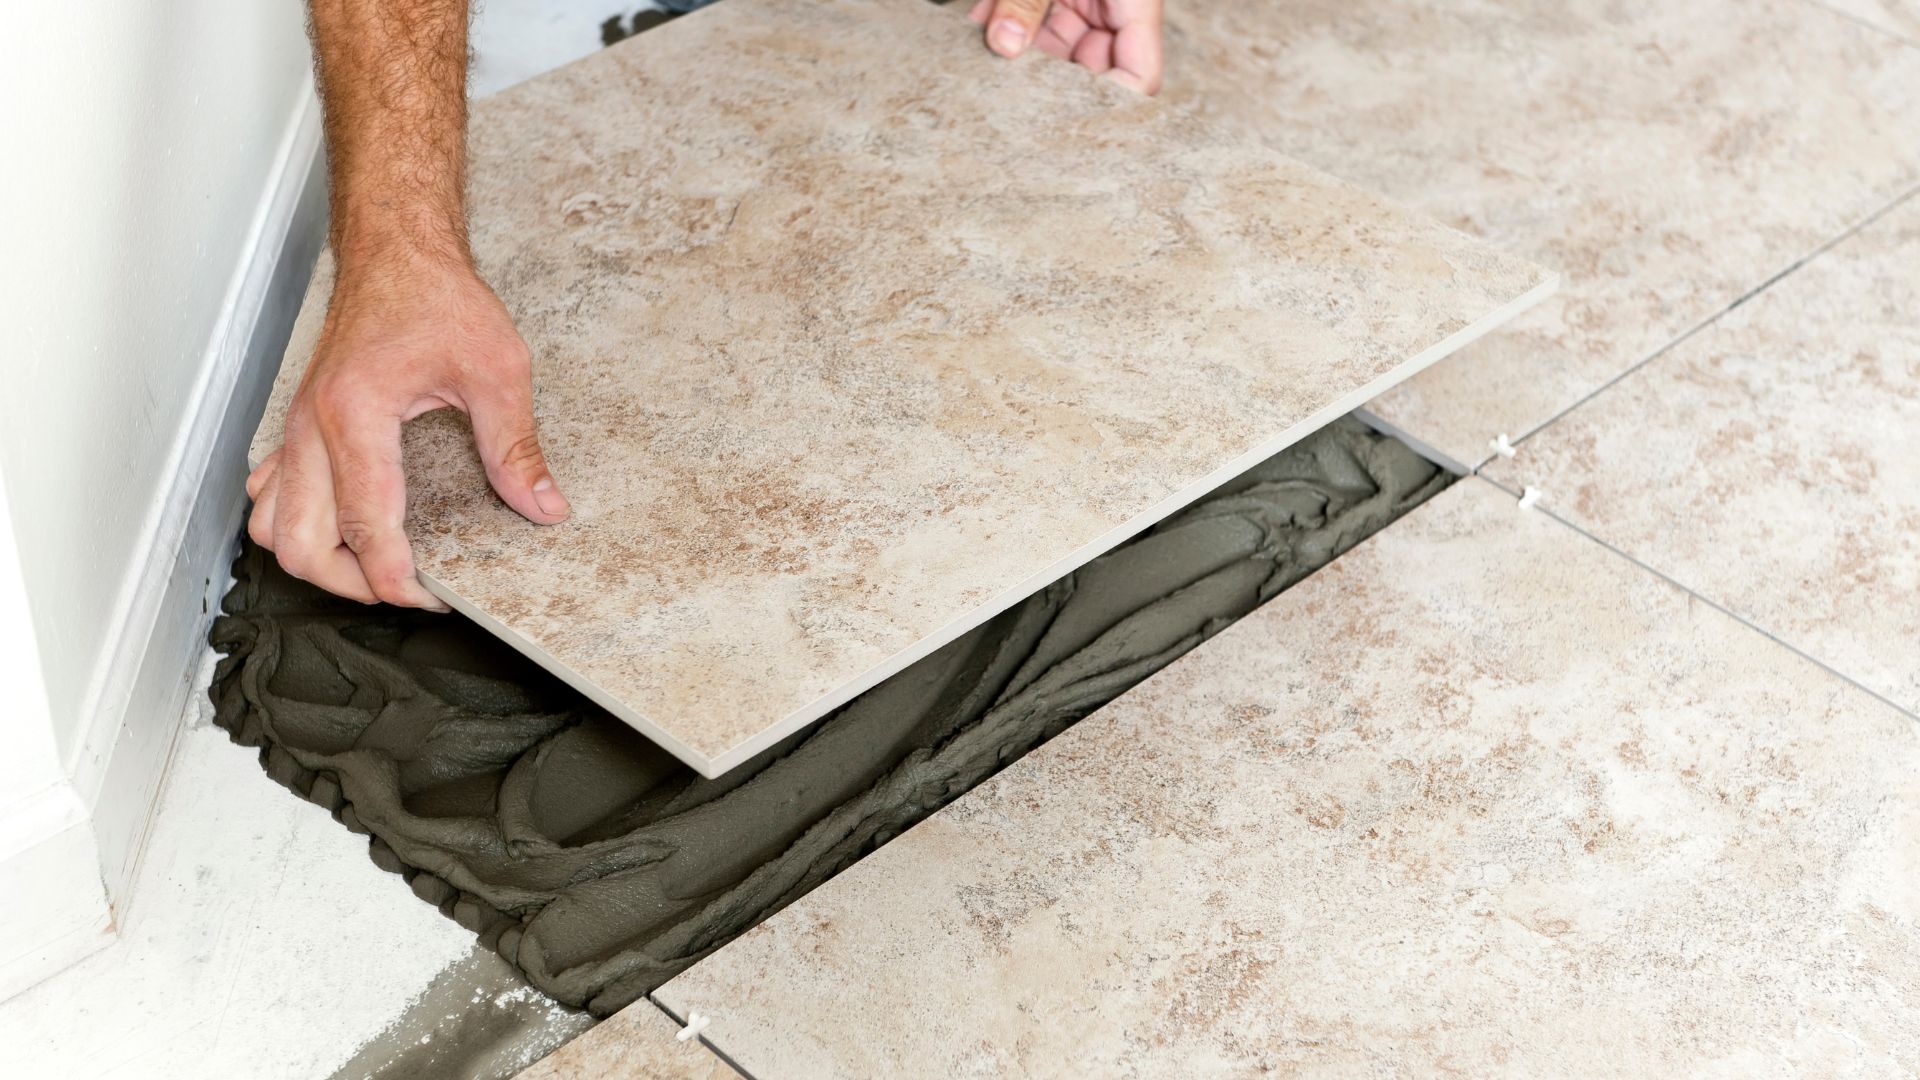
<box><xmin>311</xmin><ymin>0</ymin><xmax>471</xmax><ymax>273</ymax></box>
<box><xmin>249</xmin><ymin>0</ymin><xmax>569</xmax><ymax>610</ymax></box>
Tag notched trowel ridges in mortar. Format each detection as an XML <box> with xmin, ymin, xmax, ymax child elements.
<box><xmin>209</xmin><ymin>417</ymin><xmax>1450</xmax><ymax>1018</ymax></box>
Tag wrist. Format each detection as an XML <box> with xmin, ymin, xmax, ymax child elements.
<box><xmin>330</xmin><ymin>205</ymin><xmax>474</xmax><ymax>288</ymax></box>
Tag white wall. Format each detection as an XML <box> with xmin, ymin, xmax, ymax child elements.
<box><xmin>1</xmin><ymin>0</ymin><xmax>310</xmax><ymax>768</ymax></box>
<box><xmin>0</xmin><ymin>1</ymin><xmax>322</xmax><ymax>995</ymax></box>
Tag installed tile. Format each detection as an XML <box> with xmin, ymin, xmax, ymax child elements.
<box><xmin>1820</xmin><ymin>0</ymin><xmax>1920</xmax><ymax>42</ymax></box>
<box><xmin>1161</xmin><ymin>0</ymin><xmax>1920</xmax><ymax>468</ymax></box>
<box><xmin>1485</xmin><ymin>197</ymin><xmax>1920</xmax><ymax>716</ymax></box>
<box><xmin>514</xmin><ymin>1004</ymin><xmax>735</xmax><ymax>1080</ymax></box>
<box><xmin>253</xmin><ymin>0</ymin><xmax>1550</xmax><ymax>776</ymax></box>
<box><xmin>658</xmin><ymin>480</ymin><xmax>1920</xmax><ymax>1077</ymax></box>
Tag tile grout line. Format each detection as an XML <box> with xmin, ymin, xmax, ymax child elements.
<box><xmin>1475</xmin><ymin>180</ymin><xmax>1920</xmax><ymax>470</ymax></box>
<box><xmin>1470</xmin><ymin>474</ymin><xmax>1920</xmax><ymax>725</ymax></box>
<box><xmin>646</xmin><ymin>995</ymin><xmax>760</xmax><ymax>1080</ymax></box>
<box><xmin>1801</xmin><ymin>0</ymin><xmax>1920</xmax><ymax>49</ymax></box>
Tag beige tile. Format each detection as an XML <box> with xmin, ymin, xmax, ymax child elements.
<box><xmin>514</xmin><ymin>1005</ymin><xmax>735</xmax><ymax>1080</ymax></box>
<box><xmin>252</xmin><ymin>0</ymin><xmax>1550</xmax><ymax>776</ymax></box>
<box><xmin>1161</xmin><ymin>0</ymin><xmax>1920</xmax><ymax>468</ymax></box>
<box><xmin>658</xmin><ymin>480</ymin><xmax>1920</xmax><ymax>1078</ymax></box>
<box><xmin>1484</xmin><ymin>197</ymin><xmax>1920</xmax><ymax>716</ymax></box>
<box><xmin>1820</xmin><ymin>0</ymin><xmax>1920</xmax><ymax>42</ymax></box>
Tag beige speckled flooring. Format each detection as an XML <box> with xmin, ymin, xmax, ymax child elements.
<box><xmin>1162</xmin><ymin>0</ymin><xmax>1920</xmax><ymax>470</ymax></box>
<box><xmin>514</xmin><ymin>1001</ymin><xmax>736</xmax><ymax>1080</ymax></box>
<box><xmin>252</xmin><ymin>0</ymin><xmax>1550</xmax><ymax>778</ymax></box>
<box><xmin>1820</xmin><ymin>0</ymin><xmax>1920</xmax><ymax>43</ymax></box>
<box><xmin>651</xmin><ymin>480</ymin><xmax>1920</xmax><ymax>1077</ymax></box>
<box><xmin>513</xmin><ymin>1</ymin><xmax>1920</xmax><ymax>1075</ymax></box>
<box><xmin>1483</xmin><ymin>195</ymin><xmax>1920</xmax><ymax>719</ymax></box>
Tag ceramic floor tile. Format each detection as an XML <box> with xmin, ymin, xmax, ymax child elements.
<box><xmin>1483</xmin><ymin>196</ymin><xmax>1920</xmax><ymax>717</ymax></box>
<box><xmin>1818</xmin><ymin>0</ymin><xmax>1920</xmax><ymax>42</ymax></box>
<box><xmin>252</xmin><ymin>0</ymin><xmax>1551</xmax><ymax>776</ymax></box>
<box><xmin>656</xmin><ymin>480</ymin><xmax>1920</xmax><ymax>1077</ymax></box>
<box><xmin>514</xmin><ymin>1004</ymin><xmax>736</xmax><ymax>1080</ymax></box>
<box><xmin>1159</xmin><ymin>0</ymin><xmax>1920</xmax><ymax>469</ymax></box>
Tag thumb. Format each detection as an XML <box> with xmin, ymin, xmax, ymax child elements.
<box><xmin>983</xmin><ymin>0</ymin><xmax>1048</xmax><ymax>59</ymax></box>
<box><xmin>467</xmin><ymin>379</ymin><xmax>570</xmax><ymax>525</ymax></box>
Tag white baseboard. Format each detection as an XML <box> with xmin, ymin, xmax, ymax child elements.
<box><xmin>0</xmin><ymin>784</ymin><xmax>113</xmax><ymax>1001</ymax></box>
<box><xmin>68</xmin><ymin>83</ymin><xmax>329</xmax><ymax>920</ymax></box>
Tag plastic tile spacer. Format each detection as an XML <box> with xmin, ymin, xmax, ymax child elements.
<box><xmin>676</xmin><ymin>1011</ymin><xmax>713</xmax><ymax>1041</ymax></box>
<box><xmin>1488</xmin><ymin>432</ymin><xmax>1517</xmax><ymax>459</ymax></box>
<box><xmin>1517</xmin><ymin>486</ymin><xmax>1543</xmax><ymax>511</ymax></box>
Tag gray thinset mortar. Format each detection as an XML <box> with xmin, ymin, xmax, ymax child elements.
<box><xmin>211</xmin><ymin>416</ymin><xmax>1447</xmax><ymax>1064</ymax></box>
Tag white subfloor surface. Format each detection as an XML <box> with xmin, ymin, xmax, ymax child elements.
<box><xmin>3</xmin><ymin>652</ymin><xmax>475</xmax><ymax>1079</ymax></box>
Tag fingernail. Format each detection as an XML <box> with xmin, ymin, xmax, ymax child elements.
<box><xmin>989</xmin><ymin>18</ymin><xmax>1028</xmax><ymax>55</ymax></box>
<box><xmin>532</xmin><ymin>475</ymin><xmax>571</xmax><ymax>518</ymax></box>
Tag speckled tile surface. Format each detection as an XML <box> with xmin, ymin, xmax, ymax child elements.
<box><xmin>514</xmin><ymin>1005</ymin><xmax>736</xmax><ymax>1080</ymax></box>
<box><xmin>1820</xmin><ymin>0</ymin><xmax>1920</xmax><ymax>42</ymax></box>
<box><xmin>1484</xmin><ymin>197</ymin><xmax>1920</xmax><ymax>717</ymax></box>
<box><xmin>1160</xmin><ymin>0</ymin><xmax>1920</xmax><ymax>469</ymax></box>
<box><xmin>252</xmin><ymin>0</ymin><xmax>1551</xmax><ymax>775</ymax></box>
<box><xmin>655</xmin><ymin>480</ymin><xmax>1920</xmax><ymax>1077</ymax></box>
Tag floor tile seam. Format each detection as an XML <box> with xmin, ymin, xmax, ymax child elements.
<box><xmin>646</xmin><ymin>994</ymin><xmax>758</xmax><ymax>1080</ymax></box>
<box><xmin>1482</xmin><ymin>181</ymin><xmax>1920</xmax><ymax>470</ymax></box>
<box><xmin>1468</xmin><ymin>474</ymin><xmax>1920</xmax><ymax>725</ymax></box>
<box><xmin>1801</xmin><ymin>0</ymin><xmax>1920</xmax><ymax>49</ymax></box>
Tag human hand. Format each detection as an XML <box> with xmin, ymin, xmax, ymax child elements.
<box><xmin>247</xmin><ymin>257</ymin><xmax>569</xmax><ymax>610</ymax></box>
<box><xmin>968</xmin><ymin>0</ymin><xmax>1164</xmax><ymax>95</ymax></box>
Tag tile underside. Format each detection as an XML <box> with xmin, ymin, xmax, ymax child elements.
<box><xmin>1484</xmin><ymin>196</ymin><xmax>1920</xmax><ymax>716</ymax></box>
<box><xmin>1160</xmin><ymin>0</ymin><xmax>1920</xmax><ymax>468</ymax></box>
<box><xmin>656</xmin><ymin>481</ymin><xmax>1920</xmax><ymax>1077</ymax></box>
<box><xmin>251</xmin><ymin>0</ymin><xmax>1550</xmax><ymax>775</ymax></box>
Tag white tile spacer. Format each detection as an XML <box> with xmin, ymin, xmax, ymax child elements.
<box><xmin>676</xmin><ymin>1011</ymin><xmax>713</xmax><ymax>1042</ymax></box>
<box><xmin>1488</xmin><ymin>432</ymin><xmax>1517</xmax><ymax>459</ymax></box>
<box><xmin>1517</xmin><ymin>486</ymin><xmax>1543</xmax><ymax>511</ymax></box>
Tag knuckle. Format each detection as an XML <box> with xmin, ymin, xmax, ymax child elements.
<box><xmin>337</xmin><ymin>518</ymin><xmax>379</xmax><ymax>555</ymax></box>
<box><xmin>369</xmin><ymin>572</ymin><xmax>415</xmax><ymax>606</ymax></box>
<box><xmin>497</xmin><ymin>432</ymin><xmax>546</xmax><ymax>473</ymax></box>
<box><xmin>309</xmin><ymin>378</ymin><xmax>360</xmax><ymax>417</ymax></box>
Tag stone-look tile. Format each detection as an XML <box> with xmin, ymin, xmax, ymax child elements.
<box><xmin>1485</xmin><ymin>198</ymin><xmax>1920</xmax><ymax>716</ymax></box>
<box><xmin>514</xmin><ymin>1005</ymin><xmax>736</xmax><ymax>1080</ymax></box>
<box><xmin>252</xmin><ymin>0</ymin><xmax>1550</xmax><ymax>776</ymax></box>
<box><xmin>1160</xmin><ymin>0</ymin><xmax>1920</xmax><ymax>468</ymax></box>
<box><xmin>1820</xmin><ymin>0</ymin><xmax>1920</xmax><ymax>42</ymax></box>
<box><xmin>658</xmin><ymin>481</ymin><xmax>1920</xmax><ymax>1078</ymax></box>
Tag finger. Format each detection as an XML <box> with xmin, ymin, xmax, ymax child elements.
<box><xmin>248</xmin><ymin>457</ymin><xmax>281</xmax><ymax>550</ymax></box>
<box><xmin>464</xmin><ymin>370</ymin><xmax>571</xmax><ymax>526</ymax></box>
<box><xmin>1107</xmin><ymin>9</ymin><xmax>1163</xmax><ymax>95</ymax></box>
<box><xmin>273</xmin><ymin>406</ymin><xmax>378</xmax><ymax>603</ymax></box>
<box><xmin>321</xmin><ymin>401</ymin><xmax>448</xmax><ymax>611</ymax></box>
<box><xmin>967</xmin><ymin>0</ymin><xmax>991</xmax><ymax>23</ymax></box>
<box><xmin>1072</xmin><ymin>27</ymin><xmax>1116</xmax><ymax>73</ymax></box>
<box><xmin>984</xmin><ymin>0</ymin><xmax>1049</xmax><ymax>59</ymax></box>
<box><xmin>1035</xmin><ymin>5</ymin><xmax>1088</xmax><ymax>59</ymax></box>
<box><xmin>246</xmin><ymin>448</ymin><xmax>282</xmax><ymax>502</ymax></box>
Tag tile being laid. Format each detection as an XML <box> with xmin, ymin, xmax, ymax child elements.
<box><xmin>1819</xmin><ymin>0</ymin><xmax>1920</xmax><ymax>42</ymax></box>
<box><xmin>656</xmin><ymin>480</ymin><xmax>1920</xmax><ymax>1077</ymax></box>
<box><xmin>251</xmin><ymin>0</ymin><xmax>1553</xmax><ymax>776</ymax></box>
<box><xmin>1485</xmin><ymin>196</ymin><xmax>1920</xmax><ymax>716</ymax></box>
<box><xmin>1159</xmin><ymin>0</ymin><xmax>1920</xmax><ymax>469</ymax></box>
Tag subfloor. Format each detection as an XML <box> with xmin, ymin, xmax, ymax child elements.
<box><xmin>9</xmin><ymin>0</ymin><xmax>1920</xmax><ymax>1076</ymax></box>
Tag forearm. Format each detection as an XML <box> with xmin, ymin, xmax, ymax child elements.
<box><xmin>307</xmin><ymin>0</ymin><xmax>472</xmax><ymax>276</ymax></box>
